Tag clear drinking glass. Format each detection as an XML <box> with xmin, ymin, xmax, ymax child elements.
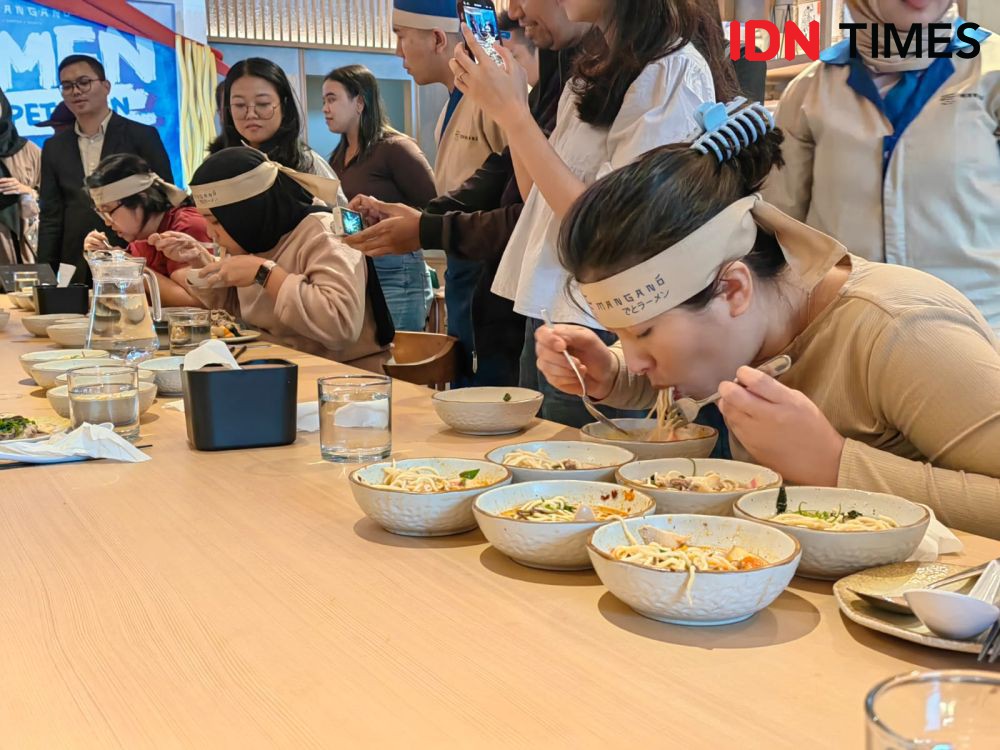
<box><xmin>13</xmin><ymin>271</ymin><xmax>39</xmax><ymax>294</ymax></box>
<box><xmin>318</xmin><ymin>375</ymin><xmax>392</xmax><ymax>463</ymax></box>
<box><xmin>168</xmin><ymin>310</ymin><xmax>211</xmax><ymax>355</ymax></box>
<box><xmin>866</xmin><ymin>670</ymin><xmax>1000</xmax><ymax>749</ymax></box>
<box><xmin>67</xmin><ymin>365</ymin><xmax>140</xmax><ymax>441</ymax></box>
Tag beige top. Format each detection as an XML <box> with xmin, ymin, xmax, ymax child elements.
<box><xmin>75</xmin><ymin>110</ymin><xmax>113</xmax><ymax>177</ymax></box>
<box><xmin>599</xmin><ymin>256</ymin><xmax>1000</xmax><ymax>539</ymax></box>
<box><xmin>189</xmin><ymin>212</ymin><xmax>388</xmax><ymax>370</ymax></box>
<box><xmin>0</xmin><ymin>140</ymin><xmax>42</xmax><ymax>263</ymax></box>
<box><xmin>432</xmin><ymin>93</ymin><xmax>507</xmax><ymax>195</ymax></box>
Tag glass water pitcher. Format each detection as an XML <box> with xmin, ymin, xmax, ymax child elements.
<box><xmin>85</xmin><ymin>250</ymin><xmax>162</xmax><ymax>363</ymax></box>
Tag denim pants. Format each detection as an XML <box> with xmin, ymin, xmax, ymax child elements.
<box><xmin>373</xmin><ymin>252</ymin><xmax>433</xmax><ymax>332</ymax></box>
<box><xmin>519</xmin><ymin>317</ymin><xmax>732</xmax><ymax>457</ymax></box>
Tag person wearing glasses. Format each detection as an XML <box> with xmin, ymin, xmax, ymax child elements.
<box><xmin>37</xmin><ymin>55</ymin><xmax>172</xmax><ymax>284</ymax></box>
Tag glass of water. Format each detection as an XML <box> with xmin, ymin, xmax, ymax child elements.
<box><xmin>67</xmin><ymin>365</ymin><xmax>140</xmax><ymax>441</ymax></box>
<box><xmin>318</xmin><ymin>375</ymin><xmax>392</xmax><ymax>463</ymax></box>
<box><xmin>13</xmin><ymin>271</ymin><xmax>39</xmax><ymax>294</ymax></box>
<box><xmin>168</xmin><ymin>309</ymin><xmax>211</xmax><ymax>356</ymax></box>
<box><xmin>866</xmin><ymin>670</ymin><xmax>1000</xmax><ymax>749</ymax></box>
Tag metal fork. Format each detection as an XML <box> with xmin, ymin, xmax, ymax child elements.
<box><xmin>540</xmin><ymin>309</ymin><xmax>633</xmax><ymax>438</ymax></box>
<box><xmin>978</xmin><ymin>618</ymin><xmax>1000</xmax><ymax>663</ymax></box>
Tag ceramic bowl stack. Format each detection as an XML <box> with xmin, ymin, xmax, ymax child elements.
<box><xmin>21</xmin><ymin>313</ymin><xmax>86</xmax><ymax>337</ymax></box>
<box><xmin>580</xmin><ymin>418</ymin><xmax>718</xmax><ymax>461</ymax></box>
<box><xmin>19</xmin><ymin>349</ymin><xmax>109</xmax><ymax>384</ymax></box>
<box><xmin>8</xmin><ymin>291</ymin><xmax>35</xmax><ymax>310</ymax></box>
<box><xmin>616</xmin><ymin>458</ymin><xmax>781</xmax><ymax>516</ymax></box>
<box><xmin>486</xmin><ymin>441</ymin><xmax>635</xmax><ymax>483</ymax></box>
<box><xmin>30</xmin><ymin>357</ymin><xmax>119</xmax><ymax>390</ymax></box>
<box><xmin>432</xmin><ymin>387</ymin><xmax>543</xmax><ymax>435</ymax></box>
<box><xmin>734</xmin><ymin>487</ymin><xmax>930</xmax><ymax>580</ymax></box>
<box><xmin>473</xmin><ymin>480</ymin><xmax>656</xmax><ymax>570</ymax></box>
<box><xmin>349</xmin><ymin>458</ymin><xmax>512</xmax><ymax>537</ymax></box>
<box><xmin>588</xmin><ymin>514</ymin><xmax>801</xmax><ymax>625</ymax></box>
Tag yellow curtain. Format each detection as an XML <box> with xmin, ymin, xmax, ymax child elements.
<box><xmin>175</xmin><ymin>36</ymin><xmax>219</xmax><ymax>186</ymax></box>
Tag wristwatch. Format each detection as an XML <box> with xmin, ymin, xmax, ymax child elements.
<box><xmin>255</xmin><ymin>260</ymin><xmax>277</xmax><ymax>287</ymax></box>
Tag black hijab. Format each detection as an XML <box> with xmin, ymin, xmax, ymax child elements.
<box><xmin>189</xmin><ymin>147</ymin><xmax>394</xmax><ymax>346</ymax></box>
<box><xmin>0</xmin><ymin>88</ymin><xmax>28</xmax><ymax>159</ymax></box>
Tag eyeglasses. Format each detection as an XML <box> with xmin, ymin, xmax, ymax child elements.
<box><xmin>60</xmin><ymin>77</ymin><xmax>103</xmax><ymax>94</ymax></box>
<box><xmin>230</xmin><ymin>102</ymin><xmax>278</xmax><ymax>120</ymax></box>
<box><xmin>97</xmin><ymin>203</ymin><xmax>126</xmax><ymax>224</ymax></box>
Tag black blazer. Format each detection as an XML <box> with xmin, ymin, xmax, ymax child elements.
<box><xmin>37</xmin><ymin>112</ymin><xmax>172</xmax><ymax>283</ymax></box>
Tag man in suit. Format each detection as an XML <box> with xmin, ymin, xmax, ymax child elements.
<box><xmin>38</xmin><ymin>55</ymin><xmax>172</xmax><ymax>283</ymax></box>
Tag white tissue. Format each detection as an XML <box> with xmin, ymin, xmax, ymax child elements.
<box><xmin>908</xmin><ymin>505</ymin><xmax>965</xmax><ymax>562</ymax></box>
<box><xmin>183</xmin><ymin>339</ymin><xmax>241</xmax><ymax>371</ymax></box>
<box><xmin>57</xmin><ymin>264</ymin><xmax>75</xmax><ymax>287</ymax></box>
<box><xmin>333</xmin><ymin>400</ymin><xmax>389</xmax><ymax>429</ymax></box>
<box><xmin>0</xmin><ymin>423</ymin><xmax>150</xmax><ymax>464</ymax></box>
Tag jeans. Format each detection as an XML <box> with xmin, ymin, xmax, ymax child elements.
<box><xmin>373</xmin><ymin>252</ymin><xmax>432</xmax><ymax>332</ymax></box>
<box><xmin>445</xmin><ymin>255</ymin><xmax>482</xmax><ymax>379</ymax></box>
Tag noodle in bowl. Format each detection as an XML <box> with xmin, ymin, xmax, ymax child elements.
<box><xmin>580</xmin><ymin>418</ymin><xmax>717</xmax><ymax>461</ymax></box>
<box><xmin>474</xmin><ymin>480</ymin><xmax>656</xmax><ymax>571</ymax></box>
<box><xmin>588</xmin><ymin>514</ymin><xmax>801</xmax><ymax>626</ymax></box>
<box><xmin>616</xmin><ymin>458</ymin><xmax>781</xmax><ymax>516</ymax></box>
<box><xmin>734</xmin><ymin>487</ymin><xmax>930</xmax><ymax>580</ymax></box>
<box><xmin>349</xmin><ymin>458</ymin><xmax>512</xmax><ymax>537</ymax></box>
<box><xmin>486</xmin><ymin>441</ymin><xmax>635</xmax><ymax>483</ymax></box>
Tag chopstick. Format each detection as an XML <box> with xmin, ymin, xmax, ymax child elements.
<box><xmin>0</xmin><ymin>444</ymin><xmax>153</xmax><ymax>471</ymax></box>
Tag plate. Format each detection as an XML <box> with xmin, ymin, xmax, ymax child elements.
<box><xmin>213</xmin><ymin>330</ymin><xmax>261</xmax><ymax>344</ymax></box>
<box><xmin>0</xmin><ymin>415</ymin><xmax>70</xmax><ymax>444</ymax></box>
<box><xmin>833</xmin><ymin>561</ymin><xmax>988</xmax><ymax>654</ymax></box>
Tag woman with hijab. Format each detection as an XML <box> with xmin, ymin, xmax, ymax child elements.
<box><xmin>0</xmin><ymin>88</ymin><xmax>42</xmax><ymax>263</ymax></box>
<box><xmin>157</xmin><ymin>147</ymin><xmax>393</xmax><ymax>370</ymax></box>
<box><xmin>764</xmin><ymin>0</ymin><xmax>1000</xmax><ymax>333</ymax></box>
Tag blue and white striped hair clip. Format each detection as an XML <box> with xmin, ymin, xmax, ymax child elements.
<box><xmin>690</xmin><ymin>97</ymin><xmax>775</xmax><ymax>162</ymax></box>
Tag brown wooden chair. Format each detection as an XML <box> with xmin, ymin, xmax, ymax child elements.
<box><xmin>383</xmin><ymin>332</ymin><xmax>459</xmax><ymax>390</ymax></box>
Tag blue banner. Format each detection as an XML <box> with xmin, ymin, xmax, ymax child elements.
<box><xmin>0</xmin><ymin>0</ymin><xmax>183</xmax><ymax>183</ymax></box>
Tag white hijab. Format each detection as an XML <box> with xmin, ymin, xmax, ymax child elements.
<box><xmin>847</xmin><ymin>0</ymin><xmax>957</xmax><ymax>73</ymax></box>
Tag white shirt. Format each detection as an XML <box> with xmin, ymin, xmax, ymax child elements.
<box><xmin>492</xmin><ymin>46</ymin><xmax>716</xmax><ymax>327</ymax></box>
<box><xmin>75</xmin><ymin>110</ymin><xmax>112</xmax><ymax>177</ymax></box>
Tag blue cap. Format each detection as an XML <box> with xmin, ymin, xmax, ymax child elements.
<box><xmin>392</xmin><ymin>0</ymin><xmax>460</xmax><ymax>33</ymax></box>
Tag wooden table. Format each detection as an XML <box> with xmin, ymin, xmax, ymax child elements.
<box><xmin>1</xmin><ymin>299</ymin><xmax>997</xmax><ymax>748</ymax></box>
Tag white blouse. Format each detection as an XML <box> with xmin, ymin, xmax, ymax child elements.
<box><xmin>492</xmin><ymin>45</ymin><xmax>716</xmax><ymax>327</ymax></box>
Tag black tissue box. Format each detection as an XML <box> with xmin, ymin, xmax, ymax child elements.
<box><xmin>34</xmin><ymin>284</ymin><xmax>89</xmax><ymax>315</ymax></box>
<box><xmin>181</xmin><ymin>359</ymin><xmax>298</xmax><ymax>451</ymax></box>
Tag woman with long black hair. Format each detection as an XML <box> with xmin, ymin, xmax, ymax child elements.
<box><xmin>451</xmin><ymin>0</ymin><xmax>739</xmax><ymax>426</ymax></box>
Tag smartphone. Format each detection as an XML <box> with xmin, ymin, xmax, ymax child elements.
<box><xmin>461</xmin><ymin>0</ymin><xmax>504</xmax><ymax>67</ymax></box>
<box><xmin>340</xmin><ymin>207</ymin><xmax>365</xmax><ymax>236</ymax></box>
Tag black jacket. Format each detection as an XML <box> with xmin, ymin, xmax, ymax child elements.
<box><xmin>37</xmin><ymin>112</ymin><xmax>172</xmax><ymax>284</ymax></box>
<box><xmin>418</xmin><ymin>48</ymin><xmax>576</xmax><ymax>384</ymax></box>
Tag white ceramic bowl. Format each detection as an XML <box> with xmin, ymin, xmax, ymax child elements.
<box><xmin>349</xmin><ymin>458</ymin><xmax>512</xmax><ymax>537</ymax></box>
<box><xmin>47</xmin><ymin>381</ymin><xmax>158</xmax><ymax>419</ymax></box>
<box><xmin>432</xmin><ymin>387</ymin><xmax>543</xmax><ymax>436</ymax></box>
<box><xmin>0</xmin><ymin>309</ymin><xmax>9</xmax><ymax>331</ymax></box>
<box><xmin>473</xmin><ymin>480</ymin><xmax>656</xmax><ymax>571</ymax></box>
<box><xmin>19</xmin><ymin>348</ymin><xmax>109</xmax><ymax>380</ymax></box>
<box><xmin>21</xmin><ymin>313</ymin><xmax>86</xmax><ymax>337</ymax></box>
<box><xmin>588</xmin><ymin>514</ymin><xmax>801</xmax><ymax>626</ymax></box>
<box><xmin>486</xmin><ymin>441</ymin><xmax>635</xmax><ymax>484</ymax></box>
<box><xmin>55</xmin><ymin>368</ymin><xmax>155</xmax><ymax>386</ymax></box>
<box><xmin>139</xmin><ymin>356</ymin><xmax>185</xmax><ymax>396</ymax></box>
<box><xmin>581</xmin><ymin>418</ymin><xmax>718</xmax><ymax>461</ymax></box>
<box><xmin>47</xmin><ymin>321</ymin><xmax>92</xmax><ymax>348</ymax></box>
<box><xmin>30</xmin><ymin>358</ymin><xmax>120</xmax><ymax>390</ymax></box>
<box><xmin>9</xmin><ymin>291</ymin><xmax>35</xmax><ymax>310</ymax></box>
<box><xmin>616</xmin><ymin>458</ymin><xmax>782</xmax><ymax>517</ymax></box>
<box><xmin>734</xmin><ymin>487</ymin><xmax>930</xmax><ymax>580</ymax></box>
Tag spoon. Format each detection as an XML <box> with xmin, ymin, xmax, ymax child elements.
<box><xmin>905</xmin><ymin>560</ymin><xmax>1000</xmax><ymax>641</ymax></box>
<box><xmin>671</xmin><ymin>354</ymin><xmax>793</xmax><ymax>424</ymax></box>
<box><xmin>849</xmin><ymin>560</ymin><xmax>994</xmax><ymax>615</ymax></box>
<box><xmin>539</xmin><ymin>309</ymin><xmax>633</xmax><ymax>438</ymax></box>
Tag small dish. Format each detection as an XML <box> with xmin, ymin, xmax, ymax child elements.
<box><xmin>19</xmin><ymin>348</ymin><xmax>109</xmax><ymax>380</ymax></box>
<box><xmin>21</xmin><ymin>313</ymin><xmax>86</xmax><ymax>337</ymax></box>
<box><xmin>139</xmin><ymin>356</ymin><xmax>186</xmax><ymax>395</ymax></box>
<box><xmin>30</xmin><ymin>357</ymin><xmax>119</xmax><ymax>390</ymax></box>
<box><xmin>47</xmin><ymin>321</ymin><xmax>92</xmax><ymax>348</ymax></box>
<box><xmin>432</xmin><ymin>387</ymin><xmax>543</xmax><ymax>436</ymax></box>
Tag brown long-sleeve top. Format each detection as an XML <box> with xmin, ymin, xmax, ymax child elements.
<box><xmin>189</xmin><ymin>212</ymin><xmax>388</xmax><ymax>371</ymax></box>
<box><xmin>598</xmin><ymin>256</ymin><xmax>1000</xmax><ymax>539</ymax></box>
<box><xmin>330</xmin><ymin>134</ymin><xmax>436</xmax><ymax>207</ymax></box>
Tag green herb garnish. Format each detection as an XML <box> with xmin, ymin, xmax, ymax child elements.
<box><xmin>775</xmin><ymin>486</ymin><xmax>788</xmax><ymax>514</ymax></box>
<box><xmin>459</xmin><ymin>469</ymin><xmax>481</xmax><ymax>481</ymax></box>
<box><xmin>502</xmin><ymin>393</ymin><xmax>512</xmax><ymax>402</ymax></box>
<box><xmin>0</xmin><ymin>415</ymin><xmax>37</xmax><ymax>440</ymax></box>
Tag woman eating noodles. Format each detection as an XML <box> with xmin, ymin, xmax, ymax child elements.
<box><xmin>83</xmin><ymin>154</ymin><xmax>205</xmax><ymax>307</ymax></box>
<box><xmin>160</xmin><ymin>147</ymin><xmax>393</xmax><ymax>370</ymax></box>
<box><xmin>534</xmin><ymin>99</ymin><xmax>1000</xmax><ymax>539</ymax></box>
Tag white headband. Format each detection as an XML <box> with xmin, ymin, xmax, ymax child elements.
<box><xmin>579</xmin><ymin>196</ymin><xmax>847</xmax><ymax>329</ymax></box>
<box><xmin>89</xmin><ymin>173</ymin><xmax>188</xmax><ymax>208</ymax></box>
<box><xmin>190</xmin><ymin>157</ymin><xmax>342</xmax><ymax>210</ymax></box>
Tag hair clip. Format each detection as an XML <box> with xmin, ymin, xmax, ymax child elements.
<box><xmin>690</xmin><ymin>97</ymin><xmax>775</xmax><ymax>162</ymax></box>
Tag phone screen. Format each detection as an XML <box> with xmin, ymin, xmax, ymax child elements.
<box><xmin>341</xmin><ymin>208</ymin><xmax>364</xmax><ymax>236</ymax></box>
<box><xmin>462</xmin><ymin>1</ymin><xmax>503</xmax><ymax>66</ymax></box>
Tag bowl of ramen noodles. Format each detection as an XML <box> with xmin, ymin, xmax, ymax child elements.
<box><xmin>473</xmin><ymin>480</ymin><xmax>655</xmax><ymax>570</ymax></box>
<box><xmin>486</xmin><ymin>441</ymin><xmax>635</xmax><ymax>483</ymax></box>
<box><xmin>616</xmin><ymin>458</ymin><xmax>781</xmax><ymax>517</ymax></box>
<box><xmin>350</xmin><ymin>458</ymin><xmax>512</xmax><ymax>537</ymax></box>
<box><xmin>580</xmin><ymin>419</ymin><xmax>717</xmax><ymax>461</ymax></box>
<box><xmin>734</xmin><ymin>487</ymin><xmax>930</xmax><ymax>580</ymax></box>
<box><xmin>432</xmin><ymin>387</ymin><xmax>543</xmax><ymax>436</ymax></box>
<box><xmin>588</xmin><ymin>514</ymin><xmax>801</xmax><ymax>625</ymax></box>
